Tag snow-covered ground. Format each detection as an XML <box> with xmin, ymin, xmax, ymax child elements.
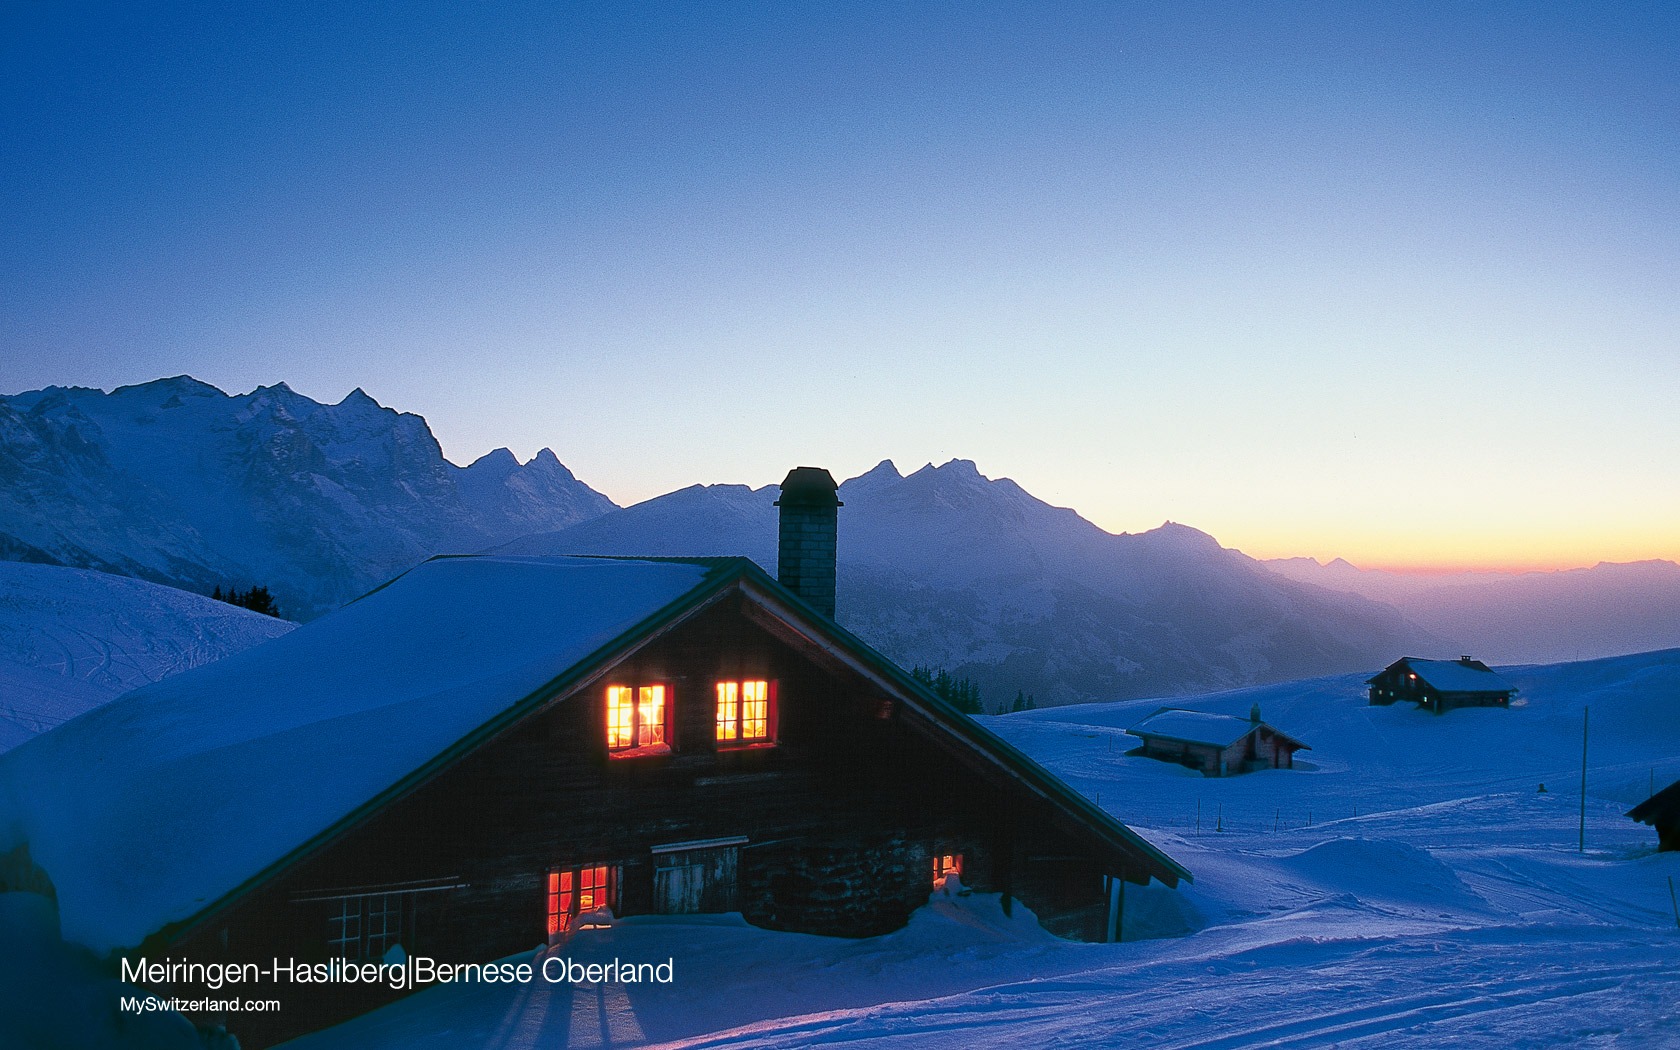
<box><xmin>282</xmin><ymin>649</ymin><xmax>1680</xmax><ymax>1049</ymax></box>
<box><xmin>0</xmin><ymin>562</ymin><xmax>293</xmax><ymax>751</ymax></box>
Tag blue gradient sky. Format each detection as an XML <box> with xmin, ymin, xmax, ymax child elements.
<box><xmin>4</xmin><ymin>2</ymin><xmax>1676</xmax><ymax>568</ymax></box>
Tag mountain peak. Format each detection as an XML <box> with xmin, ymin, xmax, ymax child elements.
<box><xmin>112</xmin><ymin>376</ymin><xmax>224</xmax><ymax>401</ymax></box>
<box><xmin>906</xmin><ymin>458</ymin><xmax>988</xmax><ymax>486</ymax></box>
<box><xmin>467</xmin><ymin>447</ymin><xmax>520</xmax><ymax>473</ymax></box>
<box><xmin>1137</xmin><ymin>520</ymin><xmax>1226</xmax><ymax>554</ymax></box>
<box><xmin>839</xmin><ymin>459</ymin><xmax>903</xmax><ymax>497</ymax></box>
<box><xmin>525</xmin><ymin>448</ymin><xmax>577</xmax><ymax>480</ymax></box>
<box><xmin>338</xmin><ymin>387</ymin><xmax>383</xmax><ymax>410</ymax></box>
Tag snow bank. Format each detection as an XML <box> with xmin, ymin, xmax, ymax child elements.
<box><xmin>0</xmin><ymin>562</ymin><xmax>293</xmax><ymax>751</ymax></box>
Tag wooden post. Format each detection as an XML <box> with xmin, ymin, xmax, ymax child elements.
<box><xmin>1579</xmin><ymin>706</ymin><xmax>1589</xmax><ymax>853</ymax></box>
<box><xmin>1669</xmin><ymin>876</ymin><xmax>1678</xmax><ymax>930</ymax></box>
<box><xmin>1000</xmin><ymin>817</ymin><xmax>1015</xmax><ymax>919</ymax></box>
<box><xmin>1117</xmin><ymin>870</ymin><xmax>1126</xmax><ymax>942</ymax></box>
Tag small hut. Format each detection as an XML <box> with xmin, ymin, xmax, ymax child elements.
<box><xmin>1367</xmin><ymin>656</ymin><xmax>1515</xmax><ymax>714</ymax></box>
<box><xmin>1628</xmin><ymin>778</ymin><xmax>1680</xmax><ymax>852</ymax></box>
<box><xmin>1128</xmin><ymin>705</ymin><xmax>1309</xmax><ymax>777</ymax></box>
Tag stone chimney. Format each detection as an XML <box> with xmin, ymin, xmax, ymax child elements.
<box><xmin>1250</xmin><ymin>703</ymin><xmax>1262</xmax><ymax>724</ymax></box>
<box><xmin>775</xmin><ymin>467</ymin><xmax>842</xmax><ymax>617</ymax></box>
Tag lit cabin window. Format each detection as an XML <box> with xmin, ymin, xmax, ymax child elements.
<box><xmin>716</xmin><ymin>679</ymin><xmax>775</xmax><ymax>746</ymax></box>
<box><xmin>546</xmin><ymin>864</ymin><xmax>615</xmax><ymax>940</ymax></box>
<box><xmin>933</xmin><ymin>853</ymin><xmax>963</xmax><ymax>883</ymax></box>
<box><xmin>606</xmin><ymin>685</ymin><xmax>668</xmax><ymax>754</ymax></box>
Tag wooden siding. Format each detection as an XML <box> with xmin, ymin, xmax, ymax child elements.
<box><xmin>1138</xmin><ymin>726</ymin><xmax>1299</xmax><ymax>777</ymax></box>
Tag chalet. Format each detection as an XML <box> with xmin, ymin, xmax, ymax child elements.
<box><xmin>1128</xmin><ymin>704</ymin><xmax>1309</xmax><ymax>777</ymax></box>
<box><xmin>0</xmin><ymin>467</ymin><xmax>1188</xmax><ymax>1048</ymax></box>
<box><xmin>1628</xmin><ymin>777</ymin><xmax>1680</xmax><ymax>852</ymax></box>
<box><xmin>1366</xmin><ymin>656</ymin><xmax>1516</xmax><ymax>714</ymax></box>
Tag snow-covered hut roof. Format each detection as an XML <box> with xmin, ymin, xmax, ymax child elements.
<box><xmin>1381</xmin><ymin>658</ymin><xmax>1515</xmax><ymax>695</ymax></box>
<box><xmin>1128</xmin><ymin>708</ymin><xmax>1308</xmax><ymax>750</ymax></box>
<box><xmin>0</xmin><ymin>553</ymin><xmax>1190</xmax><ymax>955</ymax></box>
<box><xmin>1627</xmin><ymin>778</ymin><xmax>1680</xmax><ymax>830</ymax></box>
<box><xmin>0</xmin><ymin>555</ymin><xmax>721</xmax><ymax>953</ymax></box>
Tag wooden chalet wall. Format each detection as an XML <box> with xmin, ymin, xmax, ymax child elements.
<box><xmin>1242</xmin><ymin>728</ymin><xmax>1297</xmax><ymax>772</ymax></box>
<box><xmin>164</xmin><ymin>591</ymin><xmax>1114</xmax><ymax>1046</ymax></box>
<box><xmin>1138</xmin><ymin>726</ymin><xmax>1296</xmax><ymax>777</ymax></box>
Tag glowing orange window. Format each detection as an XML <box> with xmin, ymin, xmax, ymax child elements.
<box><xmin>546</xmin><ymin>864</ymin><xmax>613</xmax><ymax>939</ymax></box>
<box><xmin>933</xmin><ymin>853</ymin><xmax>962</xmax><ymax>883</ymax></box>
<box><xmin>716</xmin><ymin>679</ymin><xmax>775</xmax><ymax>746</ymax></box>
<box><xmin>606</xmin><ymin>684</ymin><xmax>667</xmax><ymax>754</ymax></box>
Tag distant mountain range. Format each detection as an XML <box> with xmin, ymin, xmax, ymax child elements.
<box><xmin>5</xmin><ymin>376</ymin><xmax>1673</xmax><ymax>707</ymax></box>
<box><xmin>501</xmin><ymin>459</ymin><xmax>1438</xmax><ymax>705</ymax></box>
<box><xmin>1264</xmin><ymin>557</ymin><xmax>1680</xmax><ymax>665</ymax></box>
<box><xmin>0</xmin><ymin>377</ymin><xmax>615</xmax><ymax>618</ymax></box>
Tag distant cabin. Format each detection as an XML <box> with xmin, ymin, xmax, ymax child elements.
<box><xmin>1628</xmin><ymin>778</ymin><xmax>1680</xmax><ymax>852</ymax></box>
<box><xmin>1367</xmin><ymin>656</ymin><xmax>1515</xmax><ymax>714</ymax></box>
<box><xmin>1128</xmin><ymin>705</ymin><xmax>1309</xmax><ymax>777</ymax></box>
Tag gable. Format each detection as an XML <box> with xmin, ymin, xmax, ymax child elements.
<box><xmin>728</xmin><ymin>579</ymin><xmax>1190</xmax><ymax>887</ymax></box>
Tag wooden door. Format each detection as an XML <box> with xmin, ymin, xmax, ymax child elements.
<box><xmin>653</xmin><ymin>845</ymin><xmax>739</xmax><ymax>914</ymax></box>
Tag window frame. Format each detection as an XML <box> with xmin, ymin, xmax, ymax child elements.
<box><xmin>605</xmin><ymin>682</ymin><xmax>672</xmax><ymax>757</ymax></box>
<box><xmin>933</xmin><ymin>852</ymin><xmax>963</xmax><ymax>884</ymax></box>
<box><xmin>546</xmin><ymin>863</ymin><xmax>618</xmax><ymax>942</ymax></box>
<box><xmin>714</xmin><ymin>678</ymin><xmax>778</xmax><ymax>748</ymax></box>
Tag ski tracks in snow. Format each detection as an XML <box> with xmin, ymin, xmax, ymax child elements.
<box><xmin>656</xmin><ymin>933</ymin><xmax>1679</xmax><ymax>1050</ymax></box>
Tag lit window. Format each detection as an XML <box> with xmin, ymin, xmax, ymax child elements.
<box><xmin>716</xmin><ymin>682</ymin><xmax>738</xmax><ymax>741</ymax></box>
<box><xmin>606</xmin><ymin>684</ymin><xmax>667</xmax><ymax>753</ymax></box>
<box><xmin>933</xmin><ymin>853</ymin><xmax>963</xmax><ymax>883</ymax></box>
<box><xmin>547</xmin><ymin>864</ymin><xmax>615</xmax><ymax>939</ymax></box>
<box><xmin>715</xmin><ymin>679</ymin><xmax>775</xmax><ymax>745</ymax></box>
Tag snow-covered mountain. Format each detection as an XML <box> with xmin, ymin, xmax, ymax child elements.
<box><xmin>0</xmin><ymin>561</ymin><xmax>293</xmax><ymax>751</ymax></box>
<box><xmin>1266</xmin><ymin>557</ymin><xmax>1680</xmax><ymax>664</ymax></box>
<box><xmin>502</xmin><ymin>459</ymin><xmax>1439</xmax><ymax>705</ymax></box>
<box><xmin>0</xmin><ymin>377</ymin><xmax>616</xmax><ymax>619</ymax></box>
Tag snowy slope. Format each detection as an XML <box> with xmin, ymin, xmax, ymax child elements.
<box><xmin>504</xmin><ymin>459</ymin><xmax>1438</xmax><ymax>704</ymax></box>
<box><xmin>280</xmin><ymin>648</ymin><xmax>1680</xmax><ymax>1050</ymax></box>
<box><xmin>0</xmin><ymin>562</ymin><xmax>292</xmax><ymax>751</ymax></box>
<box><xmin>0</xmin><ymin>377</ymin><xmax>617</xmax><ymax>619</ymax></box>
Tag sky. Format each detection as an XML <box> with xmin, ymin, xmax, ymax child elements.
<box><xmin>3</xmin><ymin>2</ymin><xmax>1677</xmax><ymax>571</ymax></box>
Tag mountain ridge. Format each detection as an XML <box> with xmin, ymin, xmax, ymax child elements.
<box><xmin>0</xmin><ymin>377</ymin><xmax>617</xmax><ymax>618</ymax></box>
<box><xmin>502</xmin><ymin>459</ymin><xmax>1440</xmax><ymax>705</ymax></box>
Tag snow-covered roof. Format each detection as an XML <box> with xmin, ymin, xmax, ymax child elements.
<box><xmin>1128</xmin><ymin>708</ymin><xmax>1307</xmax><ymax>749</ymax></box>
<box><xmin>1397</xmin><ymin>658</ymin><xmax>1514</xmax><ymax>694</ymax></box>
<box><xmin>0</xmin><ymin>555</ymin><xmax>721</xmax><ymax>954</ymax></box>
